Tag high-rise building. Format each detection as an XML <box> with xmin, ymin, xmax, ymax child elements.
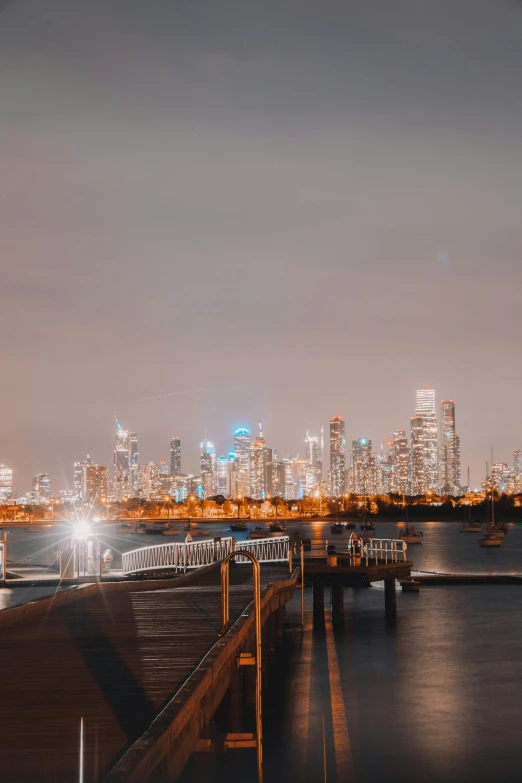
<box><xmin>0</xmin><ymin>466</ymin><xmax>13</xmax><ymax>501</ymax></box>
<box><xmin>216</xmin><ymin>455</ymin><xmax>230</xmax><ymax>497</ymax></box>
<box><xmin>73</xmin><ymin>456</ymin><xmax>92</xmax><ymax>502</ymax></box>
<box><xmin>233</xmin><ymin>427</ymin><xmax>251</xmax><ymax>497</ymax></box>
<box><xmin>514</xmin><ymin>449</ymin><xmax>522</xmax><ymax>493</ymax></box>
<box><xmin>305</xmin><ymin>430</ymin><xmax>322</xmax><ymax>492</ymax></box>
<box><xmin>352</xmin><ymin>438</ymin><xmax>376</xmax><ymax>495</ymax></box>
<box><xmin>84</xmin><ymin>463</ymin><xmax>108</xmax><ymax>504</ymax></box>
<box><xmin>170</xmin><ymin>437</ymin><xmax>181</xmax><ymax>476</ymax></box>
<box><xmin>329</xmin><ymin>416</ymin><xmax>346</xmax><ymax>496</ymax></box>
<box><xmin>227</xmin><ymin>452</ymin><xmax>241</xmax><ymax>499</ymax></box>
<box><xmin>114</xmin><ymin>419</ymin><xmax>130</xmax><ymax>499</ymax></box>
<box><xmin>440</xmin><ymin>400</ymin><xmax>461</xmax><ymax>495</ymax></box>
<box><xmin>129</xmin><ymin>432</ymin><xmax>139</xmax><ymax>496</ymax></box>
<box><xmin>250</xmin><ymin>422</ymin><xmax>268</xmax><ymax>500</ymax></box>
<box><xmin>32</xmin><ymin>473</ymin><xmax>51</xmax><ymax>503</ymax></box>
<box><xmin>410</xmin><ymin>415</ymin><xmax>425</xmax><ymax>495</ymax></box>
<box><xmin>416</xmin><ymin>389</ymin><xmax>439</xmax><ymax>491</ymax></box>
<box><xmin>200</xmin><ymin>439</ymin><xmax>216</xmax><ymax>497</ymax></box>
<box><xmin>392</xmin><ymin>429</ymin><xmax>409</xmax><ymax>495</ymax></box>
<box><xmin>141</xmin><ymin>462</ymin><xmax>162</xmax><ymax>501</ymax></box>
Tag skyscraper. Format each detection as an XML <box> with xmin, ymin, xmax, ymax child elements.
<box><xmin>410</xmin><ymin>415</ymin><xmax>425</xmax><ymax>495</ymax></box>
<box><xmin>200</xmin><ymin>439</ymin><xmax>216</xmax><ymax>497</ymax></box>
<box><xmin>440</xmin><ymin>400</ymin><xmax>461</xmax><ymax>495</ymax></box>
<box><xmin>129</xmin><ymin>432</ymin><xmax>139</xmax><ymax>496</ymax></box>
<box><xmin>114</xmin><ymin>418</ymin><xmax>130</xmax><ymax>499</ymax></box>
<box><xmin>392</xmin><ymin>429</ymin><xmax>409</xmax><ymax>495</ymax></box>
<box><xmin>216</xmin><ymin>455</ymin><xmax>230</xmax><ymax>497</ymax></box>
<box><xmin>250</xmin><ymin>422</ymin><xmax>268</xmax><ymax>500</ymax></box>
<box><xmin>411</xmin><ymin>389</ymin><xmax>439</xmax><ymax>493</ymax></box>
<box><xmin>351</xmin><ymin>438</ymin><xmax>375</xmax><ymax>495</ymax></box>
<box><xmin>233</xmin><ymin>427</ymin><xmax>251</xmax><ymax>497</ymax></box>
<box><xmin>305</xmin><ymin>430</ymin><xmax>322</xmax><ymax>492</ymax></box>
<box><xmin>170</xmin><ymin>437</ymin><xmax>181</xmax><ymax>476</ymax></box>
<box><xmin>329</xmin><ymin>416</ymin><xmax>346</xmax><ymax>496</ymax></box>
<box><xmin>84</xmin><ymin>463</ymin><xmax>108</xmax><ymax>504</ymax></box>
<box><xmin>32</xmin><ymin>473</ymin><xmax>51</xmax><ymax>503</ymax></box>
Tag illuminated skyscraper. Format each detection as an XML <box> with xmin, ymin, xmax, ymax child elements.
<box><xmin>114</xmin><ymin>419</ymin><xmax>130</xmax><ymax>499</ymax></box>
<box><xmin>216</xmin><ymin>455</ymin><xmax>230</xmax><ymax>497</ymax></box>
<box><xmin>200</xmin><ymin>439</ymin><xmax>216</xmax><ymax>498</ymax></box>
<box><xmin>0</xmin><ymin>465</ymin><xmax>13</xmax><ymax>501</ymax></box>
<box><xmin>250</xmin><ymin>422</ymin><xmax>268</xmax><ymax>500</ymax></box>
<box><xmin>410</xmin><ymin>415</ymin><xmax>425</xmax><ymax>495</ymax></box>
<box><xmin>84</xmin><ymin>463</ymin><xmax>108</xmax><ymax>504</ymax></box>
<box><xmin>228</xmin><ymin>452</ymin><xmax>240</xmax><ymax>499</ymax></box>
<box><xmin>129</xmin><ymin>432</ymin><xmax>139</xmax><ymax>496</ymax></box>
<box><xmin>514</xmin><ymin>449</ymin><xmax>522</xmax><ymax>493</ymax></box>
<box><xmin>392</xmin><ymin>429</ymin><xmax>409</xmax><ymax>495</ymax></box>
<box><xmin>329</xmin><ymin>416</ymin><xmax>346</xmax><ymax>496</ymax></box>
<box><xmin>170</xmin><ymin>437</ymin><xmax>181</xmax><ymax>476</ymax></box>
<box><xmin>233</xmin><ymin>427</ymin><xmax>251</xmax><ymax>497</ymax></box>
<box><xmin>32</xmin><ymin>473</ymin><xmax>51</xmax><ymax>503</ymax></box>
<box><xmin>351</xmin><ymin>438</ymin><xmax>375</xmax><ymax>495</ymax></box>
<box><xmin>305</xmin><ymin>430</ymin><xmax>322</xmax><ymax>492</ymax></box>
<box><xmin>440</xmin><ymin>400</ymin><xmax>461</xmax><ymax>495</ymax></box>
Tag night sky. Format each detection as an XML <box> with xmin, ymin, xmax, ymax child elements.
<box><xmin>2</xmin><ymin>0</ymin><xmax>522</xmax><ymax>492</ymax></box>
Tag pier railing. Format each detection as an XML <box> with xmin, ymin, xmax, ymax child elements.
<box><xmin>122</xmin><ymin>535</ymin><xmax>290</xmax><ymax>576</ymax></box>
<box><xmin>364</xmin><ymin>538</ymin><xmax>407</xmax><ymax>564</ymax></box>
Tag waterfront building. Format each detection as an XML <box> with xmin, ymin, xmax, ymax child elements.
<box><xmin>200</xmin><ymin>439</ymin><xmax>216</xmax><ymax>498</ymax></box>
<box><xmin>282</xmin><ymin>458</ymin><xmax>295</xmax><ymax>500</ymax></box>
<box><xmin>170</xmin><ymin>437</ymin><xmax>181</xmax><ymax>477</ymax></box>
<box><xmin>114</xmin><ymin>419</ymin><xmax>130</xmax><ymax>500</ymax></box>
<box><xmin>32</xmin><ymin>473</ymin><xmax>51</xmax><ymax>504</ymax></box>
<box><xmin>330</xmin><ymin>416</ymin><xmax>346</xmax><ymax>496</ymax></box>
<box><xmin>73</xmin><ymin>457</ymin><xmax>92</xmax><ymax>502</ymax></box>
<box><xmin>292</xmin><ymin>457</ymin><xmax>309</xmax><ymax>499</ymax></box>
<box><xmin>233</xmin><ymin>427</ymin><xmax>251</xmax><ymax>497</ymax></box>
<box><xmin>270</xmin><ymin>454</ymin><xmax>287</xmax><ymax>498</ymax></box>
<box><xmin>392</xmin><ymin>429</ymin><xmax>409</xmax><ymax>495</ymax></box>
<box><xmin>491</xmin><ymin>462</ymin><xmax>517</xmax><ymax>494</ymax></box>
<box><xmin>440</xmin><ymin>400</ymin><xmax>462</xmax><ymax>495</ymax></box>
<box><xmin>216</xmin><ymin>455</ymin><xmax>230</xmax><ymax>497</ymax></box>
<box><xmin>416</xmin><ymin>389</ymin><xmax>439</xmax><ymax>491</ymax></box>
<box><xmin>305</xmin><ymin>430</ymin><xmax>323</xmax><ymax>478</ymax></box>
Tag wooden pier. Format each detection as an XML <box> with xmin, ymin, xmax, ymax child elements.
<box><xmin>0</xmin><ymin>562</ymin><xmax>296</xmax><ymax>783</ymax></box>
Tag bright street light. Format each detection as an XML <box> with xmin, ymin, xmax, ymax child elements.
<box><xmin>74</xmin><ymin>520</ymin><xmax>92</xmax><ymax>540</ymax></box>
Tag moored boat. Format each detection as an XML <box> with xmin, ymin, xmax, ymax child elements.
<box><xmin>230</xmin><ymin>522</ymin><xmax>248</xmax><ymax>532</ymax></box>
<box><xmin>269</xmin><ymin>521</ymin><xmax>286</xmax><ymax>533</ymax></box>
<box><xmin>330</xmin><ymin>522</ymin><xmax>344</xmax><ymax>534</ymax></box>
<box><xmin>478</xmin><ymin>530</ymin><xmax>503</xmax><ymax>547</ymax></box>
<box><xmin>400</xmin><ymin>579</ymin><xmax>421</xmax><ymax>593</ymax></box>
<box><xmin>399</xmin><ymin>525</ymin><xmax>423</xmax><ymax>544</ymax></box>
<box><xmin>463</xmin><ymin>520</ymin><xmax>482</xmax><ymax>532</ymax></box>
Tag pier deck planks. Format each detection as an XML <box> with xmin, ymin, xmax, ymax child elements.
<box><xmin>0</xmin><ymin>564</ymin><xmax>291</xmax><ymax>783</ymax></box>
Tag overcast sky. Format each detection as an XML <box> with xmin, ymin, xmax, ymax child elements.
<box><xmin>1</xmin><ymin>0</ymin><xmax>522</xmax><ymax>492</ymax></box>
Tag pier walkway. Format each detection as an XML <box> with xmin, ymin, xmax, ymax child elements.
<box><xmin>0</xmin><ymin>561</ymin><xmax>295</xmax><ymax>783</ymax></box>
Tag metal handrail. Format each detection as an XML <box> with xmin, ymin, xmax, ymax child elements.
<box><xmin>220</xmin><ymin>551</ymin><xmax>263</xmax><ymax>783</ymax></box>
<box><xmin>121</xmin><ymin>535</ymin><xmax>291</xmax><ymax>575</ymax></box>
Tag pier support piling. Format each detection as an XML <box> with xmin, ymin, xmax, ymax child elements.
<box><xmin>313</xmin><ymin>582</ymin><xmax>325</xmax><ymax>630</ymax></box>
<box><xmin>384</xmin><ymin>577</ymin><xmax>397</xmax><ymax>623</ymax></box>
<box><xmin>331</xmin><ymin>583</ymin><xmax>344</xmax><ymax>631</ymax></box>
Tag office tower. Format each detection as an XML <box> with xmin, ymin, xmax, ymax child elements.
<box><xmin>228</xmin><ymin>453</ymin><xmax>240</xmax><ymax>499</ymax></box>
<box><xmin>73</xmin><ymin>456</ymin><xmax>92</xmax><ymax>503</ymax></box>
<box><xmin>269</xmin><ymin>451</ymin><xmax>286</xmax><ymax>498</ymax></box>
<box><xmin>305</xmin><ymin>430</ymin><xmax>322</xmax><ymax>491</ymax></box>
<box><xmin>440</xmin><ymin>400</ymin><xmax>461</xmax><ymax>495</ymax></box>
<box><xmin>170</xmin><ymin>437</ymin><xmax>181</xmax><ymax>477</ymax></box>
<box><xmin>410</xmin><ymin>415</ymin><xmax>425</xmax><ymax>494</ymax></box>
<box><xmin>513</xmin><ymin>449</ymin><xmax>522</xmax><ymax>492</ymax></box>
<box><xmin>329</xmin><ymin>416</ymin><xmax>346</xmax><ymax>496</ymax></box>
<box><xmin>392</xmin><ymin>429</ymin><xmax>409</xmax><ymax>495</ymax></box>
<box><xmin>250</xmin><ymin>422</ymin><xmax>268</xmax><ymax>500</ymax></box>
<box><xmin>114</xmin><ymin>419</ymin><xmax>130</xmax><ymax>499</ymax></box>
<box><xmin>141</xmin><ymin>462</ymin><xmax>162</xmax><ymax>501</ymax></box>
<box><xmin>282</xmin><ymin>458</ymin><xmax>295</xmax><ymax>500</ymax></box>
<box><xmin>129</xmin><ymin>432</ymin><xmax>139</xmax><ymax>496</ymax></box>
<box><xmin>216</xmin><ymin>455</ymin><xmax>230</xmax><ymax>497</ymax></box>
<box><xmin>233</xmin><ymin>427</ymin><xmax>251</xmax><ymax>496</ymax></box>
<box><xmin>415</xmin><ymin>389</ymin><xmax>439</xmax><ymax>491</ymax></box>
<box><xmin>491</xmin><ymin>463</ymin><xmax>517</xmax><ymax>494</ymax></box>
<box><xmin>200</xmin><ymin>439</ymin><xmax>216</xmax><ymax>498</ymax></box>
<box><xmin>32</xmin><ymin>474</ymin><xmax>51</xmax><ymax>503</ymax></box>
<box><xmin>292</xmin><ymin>457</ymin><xmax>309</xmax><ymax>500</ymax></box>
<box><xmin>84</xmin><ymin>464</ymin><xmax>108</xmax><ymax>504</ymax></box>
<box><xmin>0</xmin><ymin>466</ymin><xmax>13</xmax><ymax>501</ymax></box>
<box><xmin>352</xmin><ymin>438</ymin><xmax>376</xmax><ymax>495</ymax></box>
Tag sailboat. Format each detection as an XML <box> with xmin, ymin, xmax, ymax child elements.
<box><xmin>478</xmin><ymin>477</ymin><xmax>503</xmax><ymax>547</ymax></box>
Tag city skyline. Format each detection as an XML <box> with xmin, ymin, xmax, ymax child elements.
<box><xmin>3</xmin><ymin>388</ymin><xmax>522</xmax><ymax>499</ymax></box>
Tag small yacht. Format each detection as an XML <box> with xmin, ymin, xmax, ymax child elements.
<box><xmin>269</xmin><ymin>521</ymin><xmax>286</xmax><ymax>533</ymax></box>
<box><xmin>463</xmin><ymin>519</ymin><xmax>482</xmax><ymax>532</ymax></box>
<box><xmin>229</xmin><ymin>522</ymin><xmax>248</xmax><ymax>532</ymax></box>
<box><xmin>345</xmin><ymin>522</ymin><xmax>357</xmax><ymax>530</ymax></box>
<box><xmin>478</xmin><ymin>529</ymin><xmax>503</xmax><ymax>547</ymax></box>
<box><xmin>331</xmin><ymin>522</ymin><xmax>344</xmax><ymax>534</ymax></box>
<box><xmin>360</xmin><ymin>520</ymin><xmax>376</xmax><ymax>531</ymax></box>
<box><xmin>399</xmin><ymin>525</ymin><xmax>423</xmax><ymax>544</ymax></box>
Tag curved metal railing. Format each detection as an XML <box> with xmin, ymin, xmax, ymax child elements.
<box><xmin>121</xmin><ymin>535</ymin><xmax>291</xmax><ymax>575</ymax></box>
